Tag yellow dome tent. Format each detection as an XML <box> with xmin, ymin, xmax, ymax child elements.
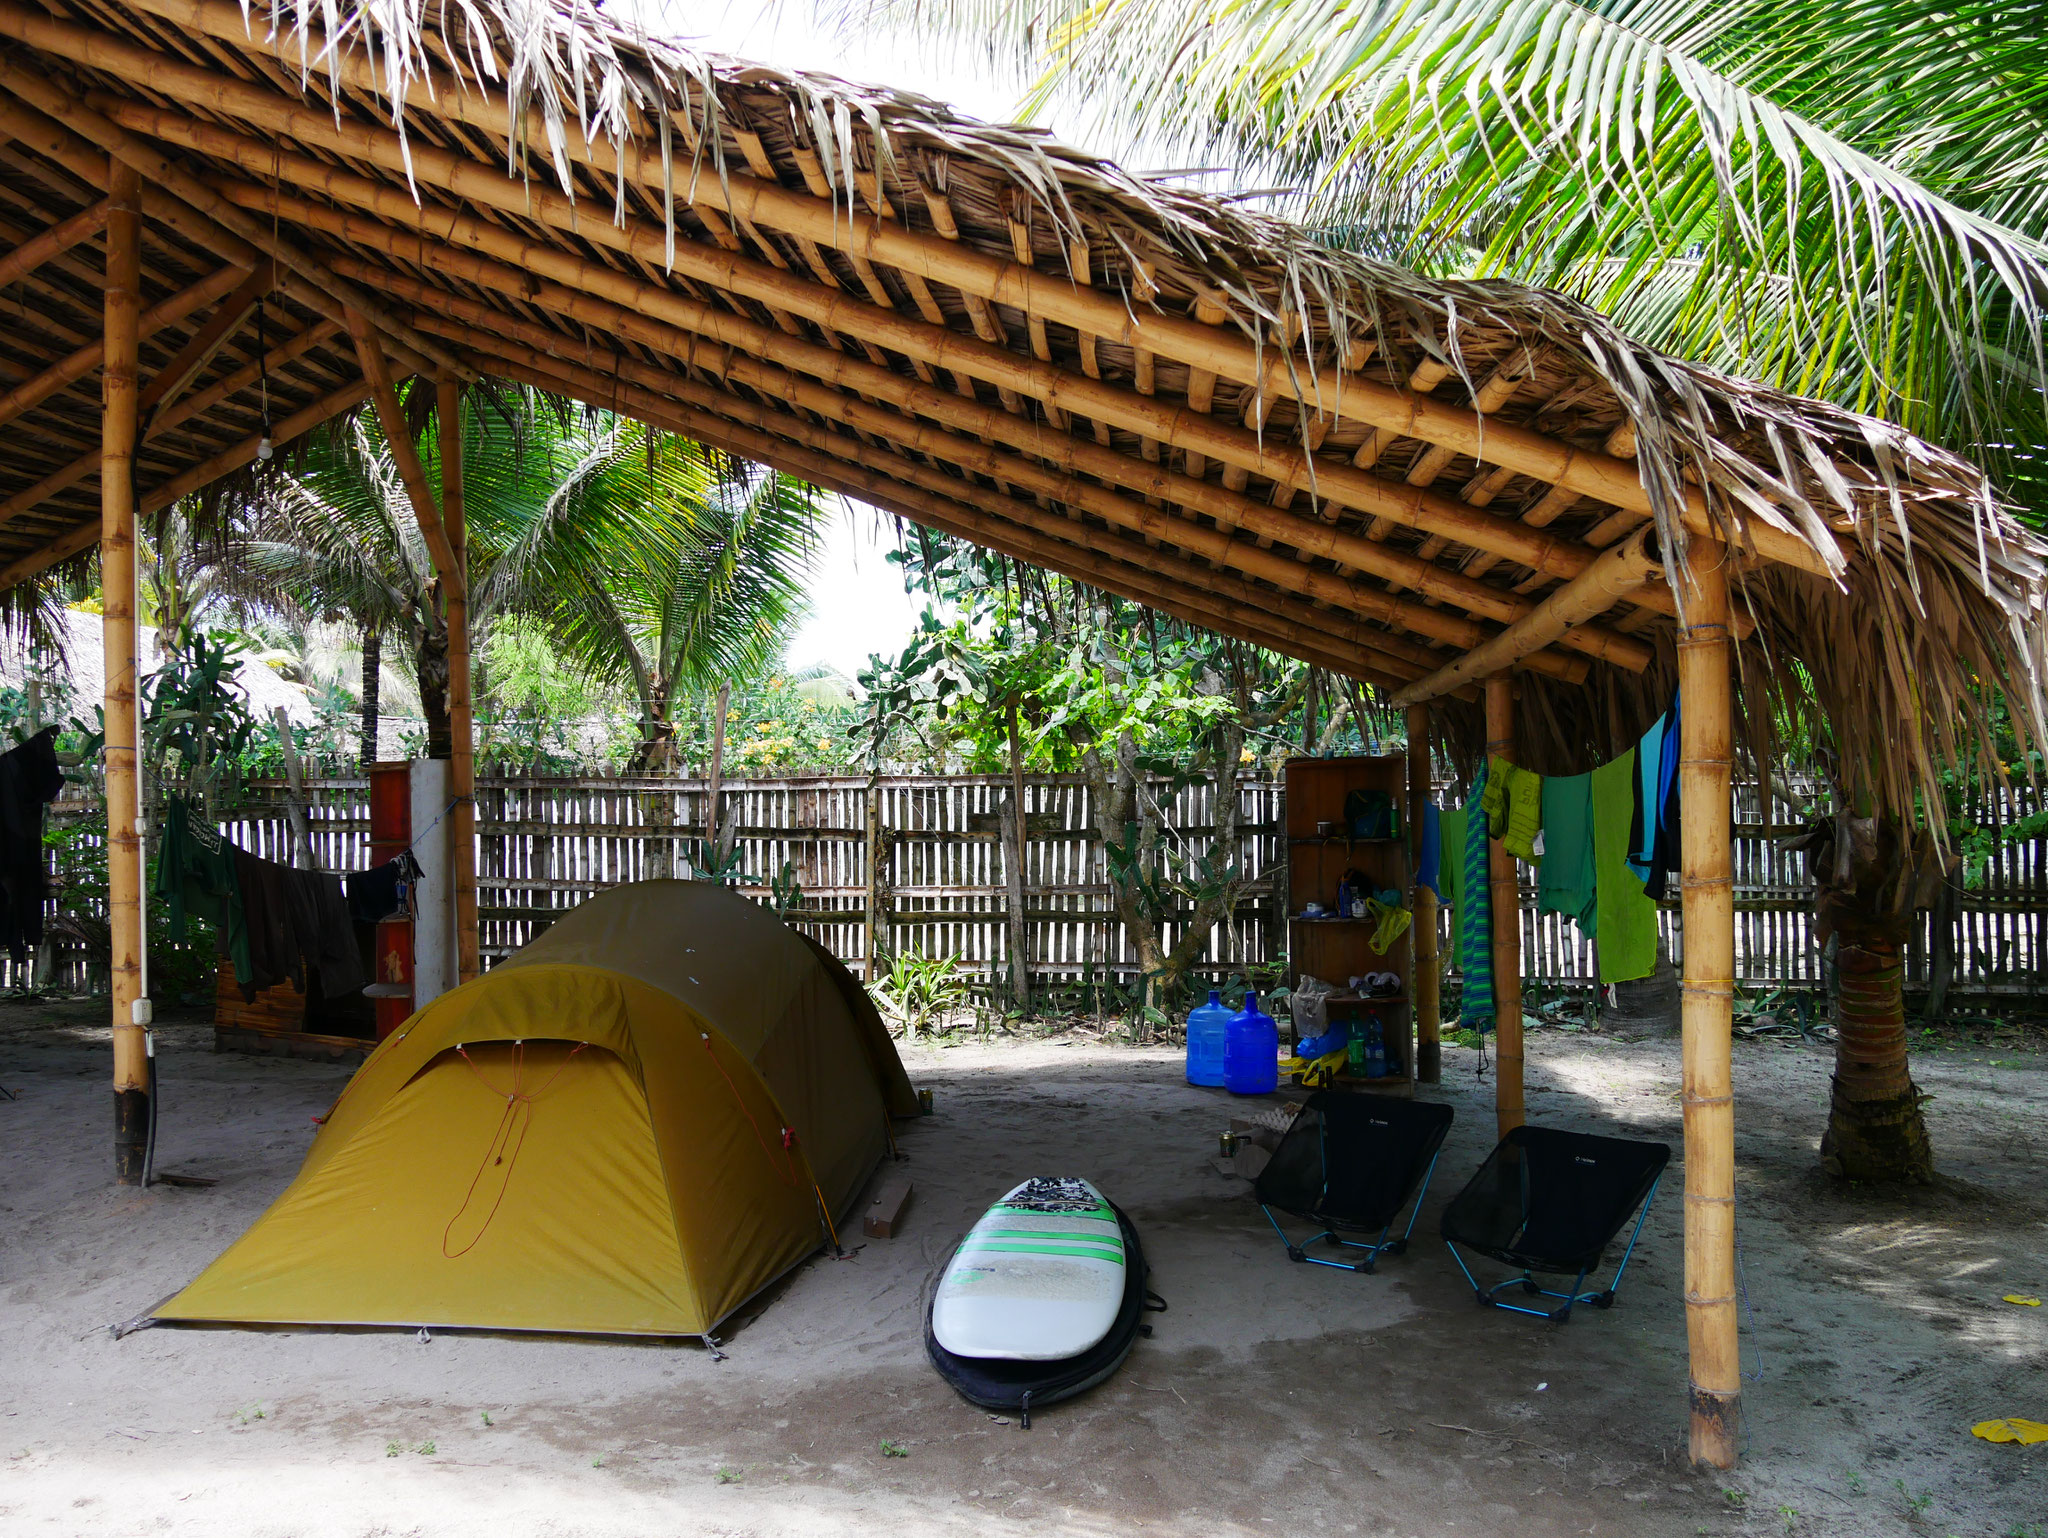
<box><xmin>152</xmin><ymin>881</ymin><xmax>917</xmax><ymax>1340</ymax></box>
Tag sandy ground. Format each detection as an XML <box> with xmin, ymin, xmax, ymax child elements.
<box><xmin>3</xmin><ymin>998</ymin><xmax>2046</xmax><ymax>1538</ymax></box>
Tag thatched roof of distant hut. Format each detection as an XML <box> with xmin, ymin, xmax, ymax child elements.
<box><xmin>0</xmin><ymin>0</ymin><xmax>2041</xmax><ymax>812</ymax></box>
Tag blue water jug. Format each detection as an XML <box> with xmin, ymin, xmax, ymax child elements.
<box><xmin>1185</xmin><ymin>989</ymin><xmax>1233</xmax><ymax>1086</ymax></box>
<box><xmin>1223</xmin><ymin>990</ymin><xmax>1279</xmax><ymax>1095</ymax></box>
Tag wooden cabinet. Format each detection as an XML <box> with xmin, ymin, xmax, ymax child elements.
<box><xmin>1283</xmin><ymin>755</ymin><xmax>1415</xmax><ymax>1096</ymax></box>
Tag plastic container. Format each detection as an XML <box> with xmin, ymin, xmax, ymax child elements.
<box><xmin>1363</xmin><ymin>1015</ymin><xmax>1388</xmax><ymax>1079</ymax></box>
<box><xmin>1223</xmin><ymin>990</ymin><xmax>1280</xmax><ymax>1095</ymax></box>
<box><xmin>1185</xmin><ymin>989</ymin><xmax>1233</xmax><ymax>1087</ymax></box>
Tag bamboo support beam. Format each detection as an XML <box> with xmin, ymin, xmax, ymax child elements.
<box><xmin>180</xmin><ymin>143</ymin><xmax>1664</xmax><ymax>596</ymax></box>
<box><xmin>1486</xmin><ymin>675</ymin><xmax>1524</xmax><ymax>1139</ymax></box>
<box><xmin>417</xmin><ymin>307</ymin><xmax>1473</xmax><ymax>686</ymax></box>
<box><xmin>1407</xmin><ymin>703</ymin><xmax>1440</xmax><ymax>1083</ymax></box>
<box><xmin>389</xmin><ymin>282</ymin><xmax>1575</xmax><ymax>682</ymax></box>
<box><xmin>135</xmin><ymin>259</ymin><xmax>272</xmax><ymax>431</ymax></box>
<box><xmin>476</xmin><ymin>343</ymin><xmax>1415</xmax><ymax>687</ymax></box>
<box><xmin>344</xmin><ymin>308</ymin><xmax>458</xmax><ymax>581</ymax></box>
<box><xmin>0</xmin><ymin>374</ymin><xmax>371</xmax><ymax>593</ymax></box>
<box><xmin>0</xmin><ymin>262</ymin><xmax>249</xmax><ymax>437</ymax></box>
<box><xmin>311</xmin><ymin>239</ymin><xmax>1639</xmax><ymax>674</ymax></box>
<box><xmin>439</xmin><ymin>377</ymin><xmax>480</xmax><ymax>985</ymax></box>
<box><xmin>101</xmin><ymin>156</ymin><xmax>147</xmax><ymax>1184</ymax></box>
<box><xmin>0</xmin><ymin>316</ymin><xmax>342</xmax><ymax>537</ymax></box>
<box><xmin>0</xmin><ymin>195</ymin><xmax>108</xmax><ymax>290</ymax></box>
<box><xmin>1678</xmin><ymin>538</ymin><xmax>1740</xmax><ymax>1469</ymax></box>
<box><xmin>0</xmin><ymin>57</ymin><xmax>464</xmax><ymax>381</ymax></box>
<box><xmin>68</xmin><ymin>0</ymin><xmax>1838</xmax><ymax>579</ymax></box>
<box><xmin>1392</xmin><ymin>529</ymin><xmax>1665</xmax><ymax>705</ymax></box>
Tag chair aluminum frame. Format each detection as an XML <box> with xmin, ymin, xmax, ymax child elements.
<box><xmin>1260</xmin><ymin>1144</ymin><xmax>1446</xmax><ymax>1275</ymax></box>
<box><xmin>1444</xmin><ymin>1169</ymin><xmax>1665</xmax><ymax>1322</ymax></box>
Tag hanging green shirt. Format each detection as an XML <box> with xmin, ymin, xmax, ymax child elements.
<box><xmin>1439</xmin><ymin>806</ymin><xmax>1466</xmax><ymax>963</ymax></box>
<box><xmin>155</xmin><ymin>796</ymin><xmax>252</xmax><ymax>985</ymax></box>
<box><xmin>1591</xmin><ymin>750</ymin><xmax>1658</xmax><ymax>984</ymax></box>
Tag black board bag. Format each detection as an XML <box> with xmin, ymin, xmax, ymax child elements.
<box><xmin>925</xmin><ymin>1202</ymin><xmax>1148</xmax><ymax>1426</ymax></box>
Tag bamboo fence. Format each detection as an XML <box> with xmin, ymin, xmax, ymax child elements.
<box><xmin>24</xmin><ymin>768</ymin><xmax>2045</xmax><ymax>1000</ymax></box>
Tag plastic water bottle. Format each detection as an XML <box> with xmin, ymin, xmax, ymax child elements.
<box><xmin>1363</xmin><ymin>1015</ymin><xmax>1388</xmax><ymax>1079</ymax></box>
<box><xmin>1223</xmin><ymin>991</ymin><xmax>1279</xmax><ymax>1095</ymax></box>
<box><xmin>1184</xmin><ymin>989</ymin><xmax>1233</xmax><ymax>1087</ymax></box>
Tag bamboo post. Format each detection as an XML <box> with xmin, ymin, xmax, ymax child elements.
<box><xmin>102</xmin><ymin>156</ymin><xmax>147</xmax><ymax>1184</ymax></box>
<box><xmin>1406</xmin><ymin>703</ymin><xmax>1441</xmax><ymax>1083</ymax></box>
<box><xmin>1678</xmin><ymin>539</ymin><xmax>1741</xmax><ymax>1468</ymax></box>
<box><xmin>1005</xmin><ymin>699</ymin><xmax>1031</xmax><ymax>1012</ymax></box>
<box><xmin>705</xmin><ymin>683</ymin><xmax>731</xmax><ymax>873</ymax></box>
<box><xmin>1486</xmin><ymin>675</ymin><xmax>1524</xmax><ymax>1137</ymax></box>
<box><xmin>863</xmin><ymin>772</ymin><xmax>883</xmax><ymax>981</ymax></box>
<box><xmin>439</xmin><ymin>378</ymin><xmax>480</xmax><ymax>984</ymax></box>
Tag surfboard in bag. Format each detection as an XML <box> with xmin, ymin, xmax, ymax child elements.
<box><xmin>926</xmin><ymin>1177</ymin><xmax>1148</xmax><ymax>1423</ymax></box>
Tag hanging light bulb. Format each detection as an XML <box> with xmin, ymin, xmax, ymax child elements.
<box><xmin>256</xmin><ymin>435</ymin><xmax>274</xmax><ymax>461</ymax></box>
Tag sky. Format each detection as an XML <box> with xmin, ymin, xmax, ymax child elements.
<box><xmin>616</xmin><ymin>1</ymin><xmax>1029</xmax><ymax>679</ymax></box>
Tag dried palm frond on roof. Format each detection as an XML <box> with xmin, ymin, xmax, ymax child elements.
<box><xmin>0</xmin><ymin>0</ymin><xmax>2040</xmax><ymax>819</ymax></box>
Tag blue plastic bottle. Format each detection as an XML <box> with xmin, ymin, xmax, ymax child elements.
<box><xmin>1223</xmin><ymin>990</ymin><xmax>1279</xmax><ymax>1095</ymax></box>
<box><xmin>1363</xmin><ymin>1015</ymin><xmax>1388</xmax><ymax>1079</ymax></box>
<box><xmin>1185</xmin><ymin>989</ymin><xmax>1233</xmax><ymax>1087</ymax></box>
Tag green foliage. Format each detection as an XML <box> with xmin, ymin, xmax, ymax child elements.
<box><xmin>871</xmin><ymin>947</ymin><xmax>972</xmax><ymax>1036</ymax></box>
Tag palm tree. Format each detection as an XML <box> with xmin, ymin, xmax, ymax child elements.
<box><xmin>217</xmin><ymin>387</ymin><xmax>707</xmax><ymax>763</ymax></box>
<box><xmin>825</xmin><ymin>0</ymin><xmax>2048</xmax><ymax>1177</ymax></box>
<box><xmin>532</xmin><ymin>444</ymin><xmax>821</xmax><ymax>773</ymax></box>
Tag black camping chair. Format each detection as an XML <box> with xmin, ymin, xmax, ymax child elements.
<box><xmin>1440</xmin><ymin>1124</ymin><xmax>1669</xmax><ymax>1322</ymax></box>
<box><xmin>1255</xmin><ymin>1092</ymin><xmax>1455</xmax><ymax>1273</ymax></box>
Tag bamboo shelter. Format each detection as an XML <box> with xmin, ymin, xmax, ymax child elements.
<box><xmin>2</xmin><ymin>0</ymin><xmax>2044</xmax><ymax>1471</ymax></box>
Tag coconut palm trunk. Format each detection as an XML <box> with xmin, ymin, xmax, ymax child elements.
<box><xmin>1824</xmin><ymin>932</ymin><xmax>1933</xmax><ymax>1182</ymax></box>
<box><xmin>417</xmin><ymin>609</ymin><xmax>453</xmax><ymax>760</ymax></box>
<box><xmin>359</xmin><ymin>623</ymin><xmax>382</xmax><ymax>766</ymax></box>
<box><xmin>1794</xmin><ymin>814</ymin><xmax>1936</xmax><ymax>1184</ymax></box>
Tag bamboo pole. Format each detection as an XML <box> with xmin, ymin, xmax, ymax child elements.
<box><xmin>0</xmin><ymin>377</ymin><xmax>372</xmax><ymax>594</ymax></box>
<box><xmin>1407</xmin><ymin>703</ymin><xmax>1441</xmax><ymax>1083</ymax></box>
<box><xmin>382</xmin><ymin>274</ymin><xmax>1602</xmax><ymax>677</ymax></box>
<box><xmin>0</xmin><ymin>195</ymin><xmax>108</xmax><ymax>290</ymax></box>
<box><xmin>439</xmin><ymin>377</ymin><xmax>479</xmax><ymax>984</ymax></box>
<box><xmin>56</xmin><ymin>0</ymin><xmax>1840</xmax><ymax>579</ymax></box>
<box><xmin>0</xmin><ymin>60</ymin><xmax>465</xmax><ymax>381</ymax></box>
<box><xmin>1486</xmin><ymin>675</ymin><xmax>1524</xmax><ymax>1138</ymax></box>
<box><xmin>102</xmin><ymin>156</ymin><xmax>147</xmax><ymax>1185</ymax></box>
<box><xmin>344</xmin><ymin>310</ymin><xmax>458</xmax><ymax>580</ymax></box>
<box><xmin>461</xmin><ymin>340</ymin><xmax>1441</xmax><ymax>688</ymax></box>
<box><xmin>193</xmin><ymin>156</ymin><xmax>1672</xmax><ymax>603</ymax></box>
<box><xmin>1005</xmin><ymin>699</ymin><xmax>1031</xmax><ymax>1012</ymax></box>
<box><xmin>0</xmin><ymin>262</ymin><xmax>250</xmax><ymax>438</ymax></box>
<box><xmin>1393</xmin><ymin>529</ymin><xmax>1665</xmax><ymax>705</ymax></box>
<box><xmin>1679</xmin><ymin>538</ymin><xmax>1740</xmax><ymax>1469</ymax></box>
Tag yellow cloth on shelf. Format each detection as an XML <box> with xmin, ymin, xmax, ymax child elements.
<box><xmin>1480</xmin><ymin>755</ymin><xmax>1543</xmax><ymax>862</ymax></box>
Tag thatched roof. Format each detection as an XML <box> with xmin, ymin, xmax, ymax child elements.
<box><xmin>0</xmin><ymin>0</ymin><xmax>2041</xmax><ymax>813</ymax></box>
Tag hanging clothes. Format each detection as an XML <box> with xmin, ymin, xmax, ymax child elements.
<box><xmin>1592</xmin><ymin>748</ymin><xmax>1659</xmax><ymax>984</ymax></box>
<box><xmin>1458</xmin><ymin>761</ymin><xmax>1494</xmax><ymax>1032</ymax></box>
<box><xmin>0</xmin><ymin>727</ymin><xmax>64</xmax><ymax>965</ymax></box>
<box><xmin>346</xmin><ymin>853</ymin><xmax>421</xmax><ymax>924</ymax></box>
<box><xmin>1537</xmin><ymin>773</ymin><xmax>1598</xmax><ymax>933</ymax></box>
<box><xmin>155</xmin><ymin>796</ymin><xmax>252</xmax><ymax>984</ymax></box>
<box><xmin>1414</xmin><ymin>802</ymin><xmax>1443</xmax><ymax>902</ymax></box>
<box><xmin>231</xmin><ymin>846</ymin><xmax>300</xmax><ymax>999</ymax></box>
<box><xmin>1643</xmin><ymin>695</ymin><xmax>1683</xmax><ymax>901</ymax></box>
<box><xmin>1481</xmin><ymin>754</ymin><xmax>1543</xmax><ymax>862</ymax></box>
<box><xmin>284</xmin><ymin>866</ymin><xmax>368</xmax><ymax>997</ymax></box>
<box><xmin>1439</xmin><ymin>806</ymin><xmax>1466</xmax><ymax>960</ymax></box>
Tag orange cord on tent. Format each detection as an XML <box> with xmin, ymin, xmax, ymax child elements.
<box><xmin>699</xmin><ymin>1032</ymin><xmax>802</xmax><ymax>1188</ymax></box>
<box><xmin>441</xmin><ymin>1041</ymin><xmax>586</xmax><ymax>1259</ymax></box>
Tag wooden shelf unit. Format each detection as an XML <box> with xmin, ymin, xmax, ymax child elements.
<box><xmin>1284</xmin><ymin>755</ymin><xmax>1416</xmax><ymax>1096</ymax></box>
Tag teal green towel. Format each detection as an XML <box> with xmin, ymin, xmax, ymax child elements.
<box><xmin>1538</xmin><ymin>772</ymin><xmax>1598</xmax><ymax>934</ymax></box>
<box><xmin>1459</xmin><ymin>761</ymin><xmax>1494</xmax><ymax>1032</ymax></box>
<box><xmin>1592</xmin><ymin>748</ymin><xmax>1659</xmax><ymax>983</ymax></box>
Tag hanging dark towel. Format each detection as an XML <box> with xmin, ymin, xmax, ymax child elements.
<box><xmin>230</xmin><ymin>846</ymin><xmax>302</xmax><ymax>1000</ymax></box>
<box><xmin>346</xmin><ymin>854</ymin><xmax>421</xmax><ymax>924</ymax></box>
<box><xmin>0</xmin><ymin>727</ymin><xmax>64</xmax><ymax>964</ymax></box>
<box><xmin>284</xmin><ymin>866</ymin><xmax>368</xmax><ymax>996</ymax></box>
<box><xmin>156</xmin><ymin>796</ymin><xmax>253</xmax><ymax>985</ymax></box>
